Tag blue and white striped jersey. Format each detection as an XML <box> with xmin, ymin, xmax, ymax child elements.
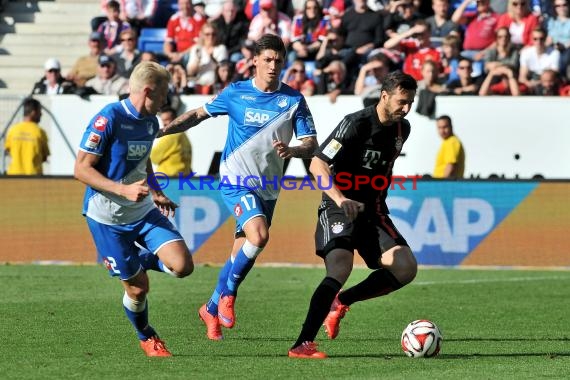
<box><xmin>78</xmin><ymin>99</ymin><xmax>160</xmax><ymax>225</ymax></box>
<box><xmin>204</xmin><ymin>79</ymin><xmax>317</xmax><ymax>200</ymax></box>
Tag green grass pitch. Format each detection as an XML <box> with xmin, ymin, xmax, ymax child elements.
<box><xmin>1</xmin><ymin>265</ymin><xmax>569</xmax><ymax>379</ymax></box>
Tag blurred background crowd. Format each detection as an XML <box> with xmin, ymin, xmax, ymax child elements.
<box><xmin>5</xmin><ymin>0</ymin><xmax>570</xmax><ymax>110</ymax></box>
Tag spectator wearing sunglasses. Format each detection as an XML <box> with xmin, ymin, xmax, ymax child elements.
<box><xmin>496</xmin><ymin>0</ymin><xmax>540</xmax><ymax>47</ymax></box>
<box><xmin>113</xmin><ymin>29</ymin><xmax>142</xmax><ymax>78</ymax></box>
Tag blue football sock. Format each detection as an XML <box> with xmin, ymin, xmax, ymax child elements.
<box><xmin>224</xmin><ymin>242</ymin><xmax>262</xmax><ymax>296</ymax></box>
<box><xmin>123</xmin><ymin>293</ymin><xmax>156</xmax><ymax>340</ymax></box>
<box><xmin>206</xmin><ymin>258</ymin><xmax>233</xmax><ymax>315</ymax></box>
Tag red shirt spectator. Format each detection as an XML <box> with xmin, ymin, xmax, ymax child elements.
<box><xmin>384</xmin><ymin>21</ymin><xmax>441</xmax><ymax>81</ymax></box>
<box><xmin>496</xmin><ymin>1</ymin><xmax>540</xmax><ymax>46</ymax></box>
<box><xmin>401</xmin><ymin>42</ymin><xmax>441</xmax><ymax>80</ymax></box>
<box><xmin>165</xmin><ymin>0</ymin><xmax>206</xmax><ymax>55</ymax></box>
<box><xmin>452</xmin><ymin>0</ymin><xmax>499</xmax><ymax>51</ymax></box>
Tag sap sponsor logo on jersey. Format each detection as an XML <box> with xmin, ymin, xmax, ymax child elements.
<box><xmin>243</xmin><ymin>108</ymin><xmax>278</xmax><ymax>127</ymax></box>
<box><xmin>86</xmin><ymin>132</ymin><xmax>102</xmax><ymax>149</ymax></box>
<box><xmin>127</xmin><ymin>141</ymin><xmax>152</xmax><ymax>160</ymax></box>
<box><xmin>388</xmin><ymin>196</ymin><xmax>495</xmax><ymax>254</ymax></box>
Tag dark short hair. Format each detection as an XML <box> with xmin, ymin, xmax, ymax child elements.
<box><xmin>436</xmin><ymin>115</ymin><xmax>453</xmax><ymax>129</ymax></box>
<box><xmin>254</xmin><ymin>34</ymin><xmax>286</xmax><ymax>58</ymax></box>
<box><xmin>107</xmin><ymin>0</ymin><xmax>120</xmax><ymax>11</ymax></box>
<box><xmin>22</xmin><ymin>97</ymin><xmax>41</xmax><ymax>117</ymax></box>
<box><xmin>381</xmin><ymin>71</ymin><xmax>417</xmax><ymax>95</ymax></box>
<box><xmin>160</xmin><ymin>106</ymin><xmax>178</xmax><ymax>117</ymax></box>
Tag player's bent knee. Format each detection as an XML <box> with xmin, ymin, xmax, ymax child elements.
<box><xmin>247</xmin><ymin>232</ymin><xmax>269</xmax><ymax>248</ymax></box>
<box><xmin>125</xmin><ymin>284</ymin><xmax>149</xmax><ymax>300</ymax></box>
<box><xmin>172</xmin><ymin>259</ymin><xmax>194</xmax><ymax>278</ymax></box>
<box><xmin>388</xmin><ymin>246</ymin><xmax>417</xmax><ymax>286</ymax></box>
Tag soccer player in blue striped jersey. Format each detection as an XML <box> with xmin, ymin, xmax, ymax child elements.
<box><xmin>74</xmin><ymin>61</ymin><xmax>194</xmax><ymax>357</ymax></box>
<box><xmin>159</xmin><ymin>34</ymin><xmax>318</xmax><ymax>340</ymax></box>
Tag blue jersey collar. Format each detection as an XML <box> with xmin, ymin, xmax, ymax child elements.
<box><xmin>121</xmin><ymin>98</ymin><xmax>145</xmax><ymax>120</ymax></box>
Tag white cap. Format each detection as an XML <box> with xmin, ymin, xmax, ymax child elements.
<box><xmin>44</xmin><ymin>58</ymin><xmax>61</xmax><ymax>71</ymax></box>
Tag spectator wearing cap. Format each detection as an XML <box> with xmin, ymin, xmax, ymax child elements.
<box><xmin>84</xmin><ymin>55</ymin><xmax>129</xmax><ymax>95</ymax></box>
<box><xmin>211</xmin><ymin>0</ymin><xmax>250</xmax><ymax>63</ymax></box>
<box><xmin>164</xmin><ymin>0</ymin><xmax>207</xmax><ymax>65</ymax></box>
<box><xmin>32</xmin><ymin>58</ymin><xmax>76</xmax><ymax>95</ymax></box>
<box><xmin>112</xmin><ymin>29</ymin><xmax>142</xmax><ymax>78</ymax></box>
<box><xmin>247</xmin><ymin>0</ymin><xmax>292</xmax><ymax>46</ymax></box>
<box><xmin>67</xmin><ymin>32</ymin><xmax>106</xmax><ymax>87</ymax></box>
<box><xmin>97</xmin><ymin>0</ymin><xmax>132</xmax><ymax>55</ymax></box>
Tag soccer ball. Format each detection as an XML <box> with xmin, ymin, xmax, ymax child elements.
<box><xmin>401</xmin><ymin>319</ymin><xmax>442</xmax><ymax>358</ymax></box>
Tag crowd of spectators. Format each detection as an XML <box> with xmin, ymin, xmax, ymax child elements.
<box><xmin>30</xmin><ymin>0</ymin><xmax>570</xmax><ymax>111</ymax></box>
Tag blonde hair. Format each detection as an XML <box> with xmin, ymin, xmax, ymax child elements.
<box><xmin>442</xmin><ymin>34</ymin><xmax>461</xmax><ymax>50</ymax></box>
<box><xmin>129</xmin><ymin>61</ymin><xmax>171</xmax><ymax>93</ymax></box>
<box><xmin>508</xmin><ymin>0</ymin><xmax>530</xmax><ymax>17</ymax></box>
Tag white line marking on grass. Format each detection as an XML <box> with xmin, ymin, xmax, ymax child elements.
<box><xmin>413</xmin><ymin>276</ymin><xmax>570</xmax><ymax>286</ymax></box>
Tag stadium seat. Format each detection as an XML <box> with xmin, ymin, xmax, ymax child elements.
<box><xmin>138</xmin><ymin>28</ymin><xmax>167</xmax><ymax>53</ymax></box>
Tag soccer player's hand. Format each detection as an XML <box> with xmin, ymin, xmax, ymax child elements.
<box><xmin>273</xmin><ymin>140</ymin><xmax>293</xmax><ymax>159</ymax></box>
<box><xmin>339</xmin><ymin>199</ymin><xmax>365</xmax><ymax>221</ymax></box>
<box><xmin>121</xmin><ymin>179</ymin><xmax>149</xmax><ymax>202</ymax></box>
<box><xmin>153</xmin><ymin>192</ymin><xmax>179</xmax><ymax>217</ymax></box>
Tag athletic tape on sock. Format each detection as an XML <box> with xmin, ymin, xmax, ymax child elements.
<box><xmin>123</xmin><ymin>292</ymin><xmax>147</xmax><ymax>313</ymax></box>
<box><xmin>242</xmin><ymin>240</ymin><xmax>263</xmax><ymax>259</ymax></box>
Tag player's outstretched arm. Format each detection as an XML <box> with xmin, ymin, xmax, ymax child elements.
<box><xmin>273</xmin><ymin>136</ymin><xmax>318</xmax><ymax>159</ymax></box>
<box><xmin>309</xmin><ymin>156</ymin><xmax>364</xmax><ymax>221</ymax></box>
<box><xmin>157</xmin><ymin>106</ymin><xmax>210</xmax><ymax>137</ymax></box>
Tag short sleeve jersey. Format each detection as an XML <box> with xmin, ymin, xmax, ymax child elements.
<box><xmin>78</xmin><ymin>99</ymin><xmax>160</xmax><ymax>225</ymax></box>
<box><xmin>204</xmin><ymin>79</ymin><xmax>317</xmax><ymax>200</ymax></box>
<box><xmin>315</xmin><ymin>106</ymin><xmax>411</xmax><ymax>213</ymax></box>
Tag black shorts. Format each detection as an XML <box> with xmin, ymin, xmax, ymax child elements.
<box><xmin>315</xmin><ymin>199</ymin><xmax>408</xmax><ymax>269</ymax></box>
